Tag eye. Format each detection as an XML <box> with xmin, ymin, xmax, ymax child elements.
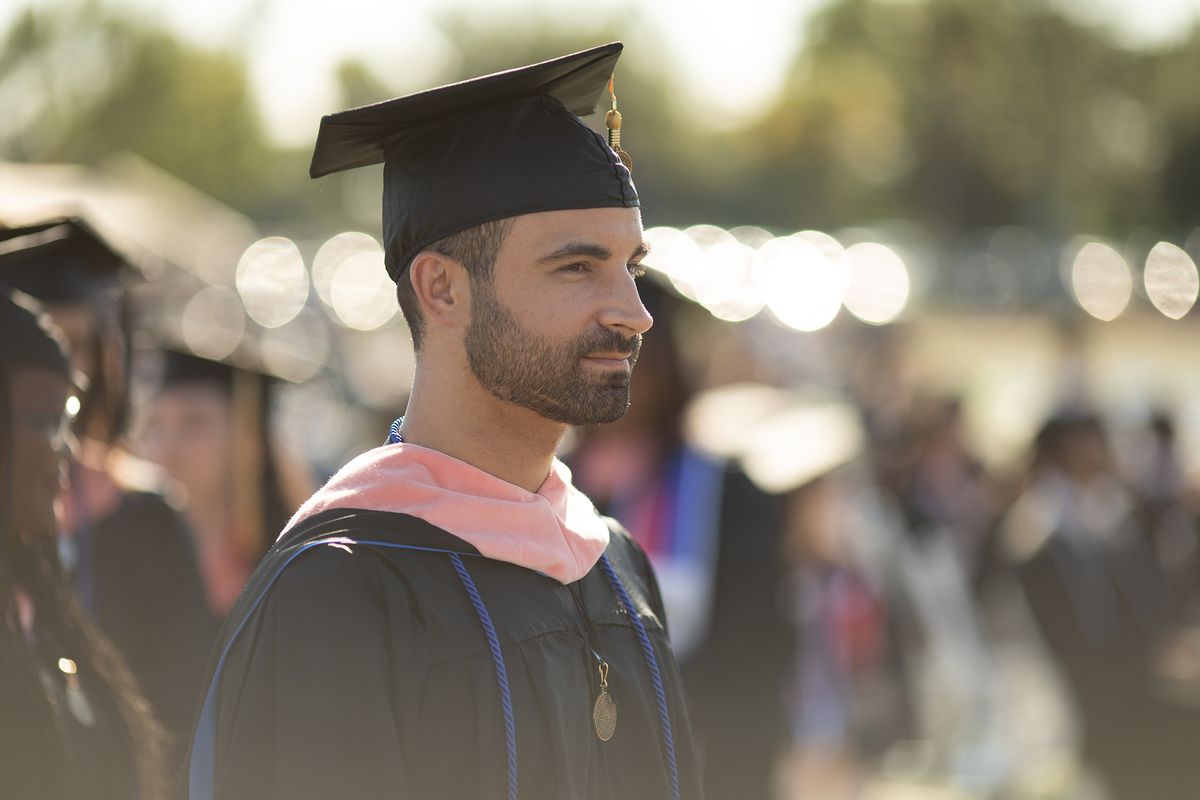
<box><xmin>628</xmin><ymin>262</ymin><xmax>647</xmax><ymax>279</ymax></box>
<box><xmin>557</xmin><ymin>261</ymin><xmax>590</xmax><ymax>274</ymax></box>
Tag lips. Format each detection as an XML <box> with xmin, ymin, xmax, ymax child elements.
<box><xmin>582</xmin><ymin>353</ymin><xmax>632</xmax><ymax>367</ymax></box>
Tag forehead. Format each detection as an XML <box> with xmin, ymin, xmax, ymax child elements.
<box><xmin>500</xmin><ymin>206</ymin><xmax>644</xmax><ymax>257</ymax></box>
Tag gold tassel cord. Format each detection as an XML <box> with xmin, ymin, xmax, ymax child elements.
<box><xmin>605</xmin><ymin>76</ymin><xmax>632</xmax><ymax>172</ymax></box>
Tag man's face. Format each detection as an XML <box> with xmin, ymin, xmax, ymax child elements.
<box><xmin>464</xmin><ymin>207</ymin><xmax>652</xmax><ymax>426</ymax></box>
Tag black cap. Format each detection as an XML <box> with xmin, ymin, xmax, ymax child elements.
<box><xmin>159</xmin><ymin>349</ymin><xmax>243</xmax><ymax>393</ymax></box>
<box><xmin>0</xmin><ymin>218</ymin><xmax>128</xmax><ymax>304</ymax></box>
<box><xmin>309</xmin><ymin>42</ymin><xmax>639</xmax><ymax>282</ymax></box>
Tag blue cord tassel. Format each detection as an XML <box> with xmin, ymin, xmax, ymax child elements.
<box><xmin>449</xmin><ymin>553</ymin><xmax>519</xmax><ymax>800</ymax></box>
<box><xmin>599</xmin><ymin>555</ymin><xmax>681</xmax><ymax>800</ymax></box>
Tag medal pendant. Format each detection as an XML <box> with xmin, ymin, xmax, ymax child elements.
<box><xmin>592</xmin><ymin>661</ymin><xmax>617</xmax><ymax>741</ymax></box>
<box><xmin>593</xmin><ymin>691</ymin><xmax>617</xmax><ymax>741</ymax></box>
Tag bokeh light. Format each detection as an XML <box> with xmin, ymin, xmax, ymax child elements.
<box><xmin>342</xmin><ymin>330</ymin><xmax>416</xmax><ymax>409</ymax></box>
<box><xmin>756</xmin><ymin>235</ymin><xmax>846</xmax><ymax>332</ymax></box>
<box><xmin>181</xmin><ymin>285</ymin><xmax>245</xmax><ymax>360</ymax></box>
<box><xmin>329</xmin><ymin>248</ymin><xmax>397</xmax><ymax>330</ymax></box>
<box><xmin>843</xmin><ymin>242</ymin><xmax>910</xmax><ymax>324</ymax></box>
<box><xmin>729</xmin><ymin>225</ymin><xmax>775</xmax><ymax>248</ymax></box>
<box><xmin>740</xmin><ymin>403</ymin><xmax>863</xmax><ymax>494</ymax></box>
<box><xmin>1144</xmin><ymin>241</ymin><xmax>1198</xmax><ymax>320</ymax></box>
<box><xmin>695</xmin><ymin>239</ymin><xmax>763</xmax><ymax>322</ymax></box>
<box><xmin>312</xmin><ymin>231</ymin><xmax>381</xmax><ymax>307</ymax></box>
<box><xmin>644</xmin><ymin>226</ymin><xmax>704</xmax><ymax>300</ymax></box>
<box><xmin>235</xmin><ymin>236</ymin><xmax>309</xmax><ymax>329</ymax></box>
<box><xmin>1069</xmin><ymin>241</ymin><xmax>1132</xmax><ymax>321</ymax></box>
<box><xmin>259</xmin><ymin>309</ymin><xmax>331</xmax><ymax>383</ymax></box>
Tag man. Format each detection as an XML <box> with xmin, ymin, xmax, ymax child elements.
<box><xmin>188</xmin><ymin>43</ymin><xmax>704</xmax><ymax>800</ymax></box>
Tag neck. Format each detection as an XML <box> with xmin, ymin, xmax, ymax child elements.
<box><xmin>400</xmin><ymin>360</ymin><xmax>567</xmax><ymax>493</ymax></box>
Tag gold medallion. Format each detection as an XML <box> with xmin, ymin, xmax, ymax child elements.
<box><xmin>593</xmin><ymin>690</ymin><xmax>617</xmax><ymax>741</ymax></box>
<box><xmin>592</xmin><ymin>660</ymin><xmax>617</xmax><ymax>741</ymax></box>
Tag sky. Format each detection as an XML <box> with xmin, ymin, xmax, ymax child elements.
<box><xmin>10</xmin><ymin>0</ymin><xmax>1200</xmax><ymax>146</ymax></box>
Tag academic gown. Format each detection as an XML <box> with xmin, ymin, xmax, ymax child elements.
<box><xmin>86</xmin><ymin>490</ymin><xmax>217</xmax><ymax>769</ymax></box>
<box><xmin>188</xmin><ymin>507</ymin><xmax>704</xmax><ymax>800</ymax></box>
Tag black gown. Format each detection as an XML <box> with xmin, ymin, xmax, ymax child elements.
<box><xmin>80</xmin><ymin>489</ymin><xmax>217</xmax><ymax>770</ymax></box>
<box><xmin>187</xmin><ymin>508</ymin><xmax>704</xmax><ymax>800</ymax></box>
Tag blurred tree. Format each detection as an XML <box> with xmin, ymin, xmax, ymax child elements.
<box><xmin>1147</xmin><ymin>24</ymin><xmax>1200</xmax><ymax>233</ymax></box>
<box><xmin>0</xmin><ymin>3</ymin><xmax>298</xmax><ymax>212</ymax></box>
<box><xmin>2</xmin><ymin>0</ymin><xmax>1198</xmax><ymax>252</ymax></box>
<box><xmin>731</xmin><ymin>0</ymin><xmax>1172</xmax><ymax>241</ymax></box>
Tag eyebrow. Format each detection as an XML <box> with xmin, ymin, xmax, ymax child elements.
<box><xmin>537</xmin><ymin>240</ymin><xmax>651</xmax><ymax>264</ymax></box>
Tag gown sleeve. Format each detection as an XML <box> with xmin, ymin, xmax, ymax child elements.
<box><xmin>212</xmin><ymin>543</ymin><xmax>414</xmax><ymax>800</ymax></box>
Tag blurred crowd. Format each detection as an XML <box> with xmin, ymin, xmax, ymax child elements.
<box><xmin>3</xmin><ymin>213</ymin><xmax>1200</xmax><ymax>800</ymax></box>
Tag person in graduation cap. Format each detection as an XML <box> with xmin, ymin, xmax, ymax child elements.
<box><xmin>187</xmin><ymin>43</ymin><xmax>704</xmax><ymax>800</ymax></box>
<box><xmin>0</xmin><ymin>220</ymin><xmax>216</xmax><ymax>784</ymax></box>
<box><xmin>0</xmin><ymin>284</ymin><xmax>167</xmax><ymax>800</ymax></box>
<box><xmin>139</xmin><ymin>349</ymin><xmax>313</xmax><ymax>618</ymax></box>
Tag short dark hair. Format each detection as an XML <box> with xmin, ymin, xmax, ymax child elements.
<box><xmin>396</xmin><ymin>219</ymin><xmax>513</xmax><ymax>351</ymax></box>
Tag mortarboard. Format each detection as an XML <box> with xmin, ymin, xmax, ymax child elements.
<box><xmin>146</xmin><ymin>346</ymin><xmax>287</xmax><ymax>562</ymax></box>
<box><xmin>310</xmin><ymin>42</ymin><xmax>639</xmax><ymax>282</ymax></box>
<box><xmin>158</xmin><ymin>349</ymin><xmax>246</xmax><ymax>394</ymax></box>
<box><xmin>0</xmin><ymin>218</ymin><xmax>128</xmax><ymax>304</ymax></box>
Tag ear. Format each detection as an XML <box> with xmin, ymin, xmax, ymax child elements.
<box><xmin>409</xmin><ymin>250</ymin><xmax>470</xmax><ymax>330</ymax></box>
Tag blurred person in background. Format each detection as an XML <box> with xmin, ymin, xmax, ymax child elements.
<box><xmin>1002</xmin><ymin>410</ymin><xmax>1200</xmax><ymax>798</ymax></box>
<box><xmin>1125</xmin><ymin>410</ymin><xmax>1200</xmax><ymax>625</ymax></box>
<box><xmin>885</xmin><ymin>396</ymin><xmax>1006</xmax><ymax>784</ymax></box>
<box><xmin>0</xmin><ymin>219</ymin><xmax>215</xmax><ymax>782</ymax></box>
<box><xmin>898</xmin><ymin>396</ymin><xmax>998</xmax><ymax>573</ymax></box>
<box><xmin>0</xmin><ymin>284</ymin><xmax>166</xmax><ymax>800</ymax></box>
<box><xmin>570</xmin><ymin>278</ymin><xmax>792</xmax><ymax>800</ymax></box>
<box><xmin>778</xmin><ymin>467</ymin><xmax>908</xmax><ymax>800</ymax></box>
<box><xmin>138</xmin><ymin>349</ymin><xmax>313</xmax><ymax>618</ymax></box>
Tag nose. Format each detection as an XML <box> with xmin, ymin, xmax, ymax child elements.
<box><xmin>599</xmin><ymin>273</ymin><xmax>654</xmax><ymax>337</ymax></box>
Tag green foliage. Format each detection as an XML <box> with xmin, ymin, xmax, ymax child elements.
<box><xmin>0</xmin><ymin>3</ymin><xmax>289</xmax><ymax>209</ymax></box>
<box><xmin>3</xmin><ymin>0</ymin><xmax>1200</xmax><ymax>244</ymax></box>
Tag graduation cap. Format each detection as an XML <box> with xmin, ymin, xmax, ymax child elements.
<box><xmin>310</xmin><ymin>42</ymin><xmax>639</xmax><ymax>282</ymax></box>
<box><xmin>0</xmin><ymin>218</ymin><xmax>128</xmax><ymax>304</ymax></box>
<box><xmin>146</xmin><ymin>346</ymin><xmax>301</xmax><ymax>566</ymax></box>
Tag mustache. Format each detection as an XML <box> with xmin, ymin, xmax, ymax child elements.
<box><xmin>573</xmin><ymin>330</ymin><xmax>642</xmax><ymax>366</ymax></box>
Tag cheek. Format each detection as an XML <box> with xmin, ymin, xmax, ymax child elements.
<box><xmin>146</xmin><ymin>399</ymin><xmax>233</xmax><ymax>473</ymax></box>
<box><xmin>8</xmin><ymin>432</ymin><xmax>61</xmax><ymax>505</ymax></box>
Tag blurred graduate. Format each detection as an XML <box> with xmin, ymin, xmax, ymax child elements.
<box><xmin>0</xmin><ymin>219</ymin><xmax>216</xmax><ymax>779</ymax></box>
<box><xmin>0</xmin><ymin>284</ymin><xmax>166</xmax><ymax>800</ymax></box>
<box><xmin>138</xmin><ymin>348</ymin><xmax>313</xmax><ymax>618</ymax></box>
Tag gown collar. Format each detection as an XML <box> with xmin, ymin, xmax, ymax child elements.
<box><xmin>284</xmin><ymin>441</ymin><xmax>610</xmax><ymax>584</ymax></box>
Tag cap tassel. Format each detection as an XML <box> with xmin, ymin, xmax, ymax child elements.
<box><xmin>606</xmin><ymin>77</ymin><xmax>633</xmax><ymax>172</ymax></box>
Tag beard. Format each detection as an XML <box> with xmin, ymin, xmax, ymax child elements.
<box><xmin>464</xmin><ymin>279</ymin><xmax>642</xmax><ymax>426</ymax></box>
